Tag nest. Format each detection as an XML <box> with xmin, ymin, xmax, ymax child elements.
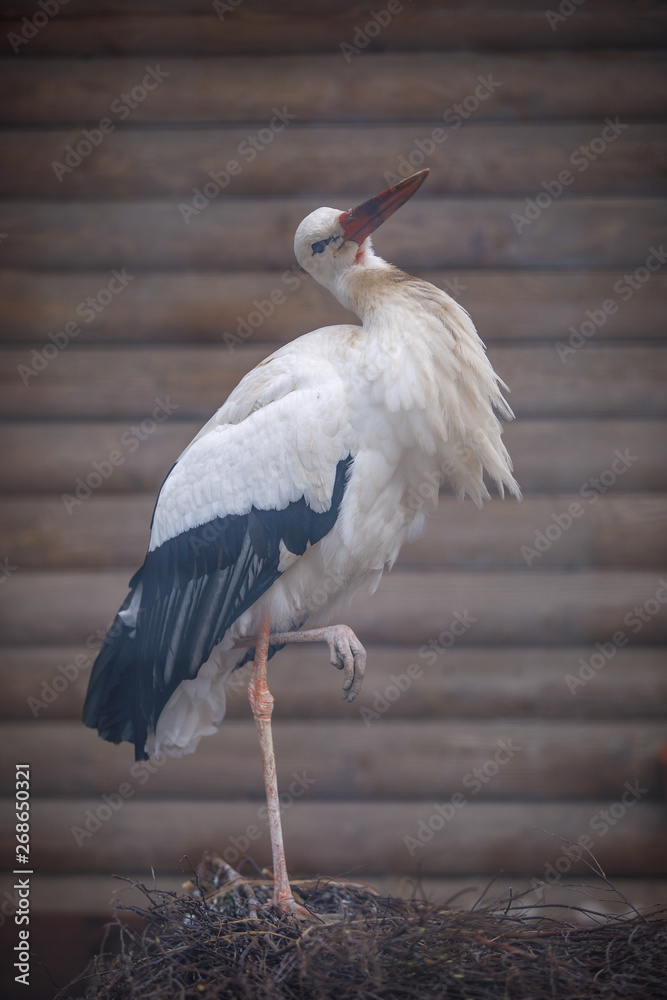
<box><xmin>63</xmin><ymin>853</ymin><xmax>667</xmax><ymax>1000</ymax></box>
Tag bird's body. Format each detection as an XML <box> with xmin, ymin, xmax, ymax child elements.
<box><xmin>84</xmin><ymin>169</ymin><xmax>520</xmax><ymax>914</ymax></box>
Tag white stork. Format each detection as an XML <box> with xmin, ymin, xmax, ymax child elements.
<box><xmin>84</xmin><ymin>168</ymin><xmax>520</xmax><ymax>917</ymax></box>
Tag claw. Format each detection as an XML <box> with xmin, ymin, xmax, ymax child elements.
<box><xmin>250</xmin><ymin>623</ymin><xmax>367</xmax><ymax>702</ymax></box>
<box><xmin>322</xmin><ymin>625</ymin><xmax>366</xmax><ymax>702</ymax></box>
<box><xmin>347</xmin><ymin>636</ymin><xmax>366</xmax><ymax>701</ymax></box>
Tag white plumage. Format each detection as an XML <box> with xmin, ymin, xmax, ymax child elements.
<box><xmin>84</xmin><ymin>168</ymin><xmax>520</xmax><ymax>914</ymax></box>
<box><xmin>148</xmin><ymin>246</ymin><xmax>519</xmax><ymax>755</ymax></box>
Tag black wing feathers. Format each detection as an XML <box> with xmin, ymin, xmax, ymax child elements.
<box><xmin>83</xmin><ymin>455</ymin><xmax>353</xmax><ymax>760</ymax></box>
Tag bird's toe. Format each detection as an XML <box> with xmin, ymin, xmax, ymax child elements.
<box><xmin>324</xmin><ymin>625</ymin><xmax>366</xmax><ymax>701</ymax></box>
<box><xmin>346</xmin><ymin>639</ymin><xmax>366</xmax><ymax>702</ymax></box>
<box><xmin>275</xmin><ymin>894</ymin><xmax>321</xmax><ymax>922</ymax></box>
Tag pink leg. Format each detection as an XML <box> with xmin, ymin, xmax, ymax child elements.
<box><xmin>248</xmin><ymin>614</ymin><xmax>313</xmax><ymax>918</ymax></box>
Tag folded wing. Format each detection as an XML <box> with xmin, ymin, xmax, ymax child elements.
<box><xmin>83</xmin><ymin>363</ymin><xmax>351</xmax><ymax>759</ymax></box>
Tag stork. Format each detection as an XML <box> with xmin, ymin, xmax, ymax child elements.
<box><xmin>83</xmin><ymin>168</ymin><xmax>520</xmax><ymax>917</ymax></box>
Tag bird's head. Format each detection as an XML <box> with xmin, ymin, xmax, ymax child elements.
<box><xmin>294</xmin><ymin>169</ymin><xmax>429</xmax><ymax>302</ymax></box>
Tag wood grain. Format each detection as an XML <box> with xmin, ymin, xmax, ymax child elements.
<box><xmin>2</xmin><ymin>124</ymin><xmax>665</xmax><ymax>198</ymax></box>
<box><xmin>1</xmin><ymin>798</ymin><xmax>663</xmax><ymax>876</ymax></box>
<box><xmin>4</xmin><ymin>644</ymin><xmax>666</xmax><ymax>722</ymax></box>
<box><xmin>2</xmin><ymin>198</ymin><xmax>665</xmax><ymax>270</ymax></box>
<box><xmin>3</xmin><ymin>7</ymin><xmax>665</xmax><ymax>56</ymax></box>
<box><xmin>0</xmin><ymin>0</ymin><xmax>653</xmax><ymax>14</ymax></box>
<box><xmin>5</xmin><ymin>344</ymin><xmax>667</xmax><ymax>420</ymax></box>
<box><xmin>1</xmin><ymin>0</ymin><xmax>665</xmax><ymax>915</ymax></box>
<box><xmin>2</xmin><ymin>268</ymin><xmax>666</xmax><ymax>345</ymax></box>
<box><xmin>2</xmin><ymin>569</ymin><xmax>666</xmax><ymax>645</ymax></box>
<box><xmin>1</xmin><ymin>420</ymin><xmax>663</xmax><ymax>494</ymax></box>
<box><xmin>2</xmin><ymin>719</ymin><xmax>663</xmax><ymax>801</ymax></box>
<box><xmin>1</xmin><ymin>494</ymin><xmax>665</xmax><ymax>570</ymax></box>
<box><xmin>1</xmin><ymin>53</ymin><xmax>665</xmax><ymax>125</ymax></box>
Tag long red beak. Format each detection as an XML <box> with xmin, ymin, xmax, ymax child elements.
<box><xmin>338</xmin><ymin>169</ymin><xmax>429</xmax><ymax>247</ymax></box>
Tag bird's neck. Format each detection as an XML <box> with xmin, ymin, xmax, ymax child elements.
<box><xmin>335</xmin><ymin>258</ymin><xmax>437</xmax><ymax>348</ymax></box>
<box><xmin>333</xmin><ymin>253</ymin><xmax>409</xmax><ymax>327</ymax></box>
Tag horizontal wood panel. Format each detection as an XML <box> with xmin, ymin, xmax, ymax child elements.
<box><xmin>5</xmin><ymin>345</ymin><xmax>264</xmax><ymax>419</ymax></box>
<box><xmin>494</xmin><ymin>345</ymin><xmax>667</xmax><ymax>417</ymax></box>
<box><xmin>3</xmin><ymin>124</ymin><xmax>665</xmax><ymax>198</ymax></box>
<box><xmin>406</xmin><ymin>494</ymin><xmax>667</xmax><ymax>569</ymax></box>
<box><xmin>2</xmin><ymin>872</ymin><xmax>664</xmax><ymax>921</ymax></box>
<box><xmin>2</xmin><ymin>9</ymin><xmax>665</xmax><ymax>55</ymax></box>
<box><xmin>1</xmin><ymin>54</ymin><xmax>665</xmax><ymax>124</ymax></box>
<box><xmin>2</xmin><ymin>198</ymin><xmax>665</xmax><ymax>270</ymax></box>
<box><xmin>7</xmin><ymin>344</ymin><xmax>667</xmax><ymax>419</ymax></box>
<box><xmin>341</xmin><ymin>570</ymin><xmax>667</xmax><ymax>647</ymax></box>
<box><xmin>2</xmin><ymin>569</ymin><xmax>666</xmax><ymax>645</ymax></box>
<box><xmin>2</xmin><ymin>798</ymin><xmax>663</xmax><ymax>876</ymax></box>
<box><xmin>3</xmin><ymin>719</ymin><xmax>663</xmax><ymax>801</ymax></box>
<box><xmin>0</xmin><ymin>0</ymin><xmax>653</xmax><ymax>14</ymax></box>
<box><xmin>0</xmin><ymin>420</ymin><xmax>663</xmax><ymax>494</ymax></box>
<box><xmin>4</xmin><ymin>344</ymin><xmax>666</xmax><ymax>419</ymax></box>
<box><xmin>2</xmin><ymin>268</ymin><xmax>666</xmax><ymax>345</ymax></box>
<box><xmin>2</xmin><ymin>0</ymin><xmax>665</xmax><ymax>931</ymax></box>
<box><xmin>2</xmin><ymin>494</ymin><xmax>665</xmax><ymax>571</ymax></box>
<box><xmin>4</xmin><ymin>645</ymin><xmax>666</xmax><ymax>722</ymax></box>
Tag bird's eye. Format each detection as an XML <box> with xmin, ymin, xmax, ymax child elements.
<box><xmin>311</xmin><ymin>240</ymin><xmax>328</xmax><ymax>255</ymax></box>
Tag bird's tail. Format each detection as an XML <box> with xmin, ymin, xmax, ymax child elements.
<box><xmin>82</xmin><ymin>568</ymin><xmax>151</xmax><ymax>759</ymax></box>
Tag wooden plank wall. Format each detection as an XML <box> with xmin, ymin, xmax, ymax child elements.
<box><xmin>0</xmin><ymin>4</ymin><xmax>666</xmax><ymax>988</ymax></box>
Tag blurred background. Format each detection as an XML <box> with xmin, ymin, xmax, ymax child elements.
<box><xmin>0</xmin><ymin>0</ymin><xmax>666</xmax><ymax>994</ymax></box>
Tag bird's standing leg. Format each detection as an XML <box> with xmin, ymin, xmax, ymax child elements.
<box><xmin>248</xmin><ymin>612</ymin><xmax>313</xmax><ymax>918</ymax></box>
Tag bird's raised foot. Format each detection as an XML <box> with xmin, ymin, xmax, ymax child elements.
<box><xmin>322</xmin><ymin>624</ymin><xmax>366</xmax><ymax>702</ymax></box>
<box><xmin>247</xmin><ymin>623</ymin><xmax>367</xmax><ymax>703</ymax></box>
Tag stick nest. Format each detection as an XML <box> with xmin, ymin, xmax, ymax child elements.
<box><xmin>64</xmin><ymin>853</ymin><xmax>667</xmax><ymax>1000</ymax></box>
